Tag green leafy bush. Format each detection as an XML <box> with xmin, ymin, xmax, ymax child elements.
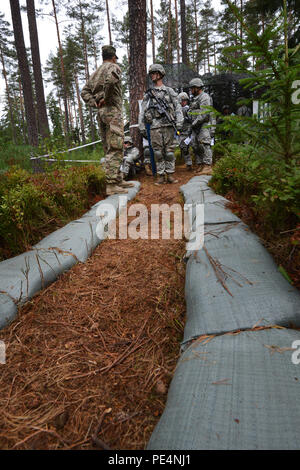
<box><xmin>211</xmin><ymin>144</ymin><xmax>300</xmax><ymax>231</ymax></box>
<box><xmin>0</xmin><ymin>165</ymin><xmax>105</xmax><ymax>260</ymax></box>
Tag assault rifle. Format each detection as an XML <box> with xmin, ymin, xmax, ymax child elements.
<box><xmin>146</xmin><ymin>88</ymin><xmax>180</xmax><ymax>137</ymax></box>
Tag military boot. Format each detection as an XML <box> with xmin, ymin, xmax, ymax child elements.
<box><xmin>200</xmin><ymin>165</ymin><xmax>213</xmax><ymax>175</ymax></box>
<box><xmin>166</xmin><ymin>174</ymin><xmax>178</xmax><ymax>184</ymax></box>
<box><xmin>106</xmin><ymin>184</ymin><xmax>129</xmax><ymax>196</ymax></box>
<box><xmin>145</xmin><ymin>164</ymin><xmax>152</xmax><ymax>176</ymax></box>
<box><xmin>154</xmin><ymin>174</ymin><xmax>166</xmax><ymax>185</ymax></box>
<box><xmin>119</xmin><ymin>180</ymin><xmax>135</xmax><ymax>188</ymax></box>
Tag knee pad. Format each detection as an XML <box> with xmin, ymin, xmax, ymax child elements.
<box><xmin>166</xmin><ymin>152</ymin><xmax>175</xmax><ymax>162</ymax></box>
<box><xmin>154</xmin><ymin>150</ymin><xmax>163</xmax><ymax>162</ymax></box>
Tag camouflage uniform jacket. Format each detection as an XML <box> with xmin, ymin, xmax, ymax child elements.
<box><xmin>81</xmin><ymin>62</ymin><xmax>123</xmax><ymax>110</ymax></box>
<box><xmin>138</xmin><ymin>85</ymin><xmax>184</xmax><ymax>133</ymax></box>
<box><xmin>180</xmin><ymin>105</ymin><xmax>192</xmax><ymax>136</ymax></box>
<box><xmin>188</xmin><ymin>91</ymin><xmax>211</xmax><ymax>144</ymax></box>
<box><xmin>124</xmin><ymin>145</ymin><xmax>139</xmax><ymax>163</ymax></box>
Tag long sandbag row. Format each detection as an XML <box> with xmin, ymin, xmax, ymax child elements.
<box><xmin>0</xmin><ymin>183</ymin><xmax>140</xmax><ymax>329</ymax></box>
<box><xmin>147</xmin><ymin>176</ymin><xmax>300</xmax><ymax>450</ymax></box>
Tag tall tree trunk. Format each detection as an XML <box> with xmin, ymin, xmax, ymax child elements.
<box><xmin>180</xmin><ymin>0</ymin><xmax>188</xmax><ymax>65</ymax></box>
<box><xmin>167</xmin><ymin>0</ymin><xmax>172</xmax><ymax>64</ymax></box>
<box><xmin>79</xmin><ymin>1</ymin><xmax>89</xmax><ymax>81</ymax></box>
<box><xmin>51</xmin><ymin>0</ymin><xmax>70</xmax><ymax>139</ymax></box>
<box><xmin>206</xmin><ymin>24</ymin><xmax>210</xmax><ymax>73</ymax></box>
<box><xmin>0</xmin><ymin>43</ymin><xmax>17</xmax><ymax>144</ymax></box>
<box><xmin>193</xmin><ymin>0</ymin><xmax>199</xmax><ymax>72</ymax></box>
<box><xmin>18</xmin><ymin>75</ymin><xmax>27</xmax><ymax>144</ymax></box>
<box><xmin>78</xmin><ymin>1</ymin><xmax>96</xmax><ymax>141</ymax></box>
<box><xmin>75</xmin><ymin>73</ymin><xmax>86</xmax><ymax>144</ymax></box>
<box><xmin>105</xmin><ymin>0</ymin><xmax>112</xmax><ymax>44</ymax></box>
<box><xmin>10</xmin><ymin>0</ymin><xmax>38</xmax><ymax>146</ymax></box>
<box><xmin>128</xmin><ymin>0</ymin><xmax>146</xmax><ymax>151</ymax></box>
<box><xmin>174</xmin><ymin>0</ymin><xmax>180</xmax><ymax>64</ymax></box>
<box><xmin>150</xmin><ymin>0</ymin><xmax>155</xmax><ymax>62</ymax></box>
<box><xmin>26</xmin><ymin>0</ymin><xmax>50</xmax><ymax>139</ymax></box>
<box><xmin>240</xmin><ymin>0</ymin><xmax>243</xmax><ymax>56</ymax></box>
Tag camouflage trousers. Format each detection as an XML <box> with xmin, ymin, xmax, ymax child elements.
<box><xmin>98</xmin><ymin>106</ymin><xmax>124</xmax><ymax>184</ymax></box>
<box><xmin>179</xmin><ymin>135</ymin><xmax>192</xmax><ymax>166</ymax></box>
<box><xmin>143</xmin><ymin>146</ymin><xmax>151</xmax><ymax>165</ymax></box>
<box><xmin>150</xmin><ymin>126</ymin><xmax>176</xmax><ymax>175</ymax></box>
<box><xmin>191</xmin><ymin>133</ymin><xmax>212</xmax><ymax>166</ymax></box>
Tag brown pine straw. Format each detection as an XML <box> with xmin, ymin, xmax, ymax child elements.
<box><xmin>0</xmin><ymin>168</ymin><xmax>193</xmax><ymax>450</ymax></box>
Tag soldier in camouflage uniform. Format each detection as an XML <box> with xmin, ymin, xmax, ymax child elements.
<box><xmin>139</xmin><ymin>64</ymin><xmax>184</xmax><ymax>184</ymax></box>
<box><xmin>121</xmin><ymin>136</ymin><xmax>140</xmax><ymax>179</ymax></box>
<box><xmin>177</xmin><ymin>92</ymin><xmax>192</xmax><ymax>170</ymax></box>
<box><xmin>81</xmin><ymin>45</ymin><xmax>133</xmax><ymax>195</ymax></box>
<box><xmin>188</xmin><ymin>78</ymin><xmax>213</xmax><ymax>174</ymax></box>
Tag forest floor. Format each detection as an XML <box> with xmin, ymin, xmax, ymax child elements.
<box><xmin>0</xmin><ymin>167</ymin><xmax>192</xmax><ymax>450</ymax></box>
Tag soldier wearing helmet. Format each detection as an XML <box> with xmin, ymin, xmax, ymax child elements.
<box><xmin>177</xmin><ymin>92</ymin><xmax>193</xmax><ymax>170</ymax></box>
<box><xmin>188</xmin><ymin>77</ymin><xmax>213</xmax><ymax>174</ymax></box>
<box><xmin>120</xmin><ymin>136</ymin><xmax>140</xmax><ymax>179</ymax></box>
<box><xmin>138</xmin><ymin>64</ymin><xmax>184</xmax><ymax>184</ymax></box>
<box><xmin>81</xmin><ymin>45</ymin><xmax>134</xmax><ymax>196</ymax></box>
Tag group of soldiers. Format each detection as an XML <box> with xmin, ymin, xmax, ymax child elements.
<box><xmin>81</xmin><ymin>45</ymin><xmax>214</xmax><ymax>196</ymax></box>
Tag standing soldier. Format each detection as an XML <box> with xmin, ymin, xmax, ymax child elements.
<box><xmin>81</xmin><ymin>45</ymin><xmax>133</xmax><ymax>195</ymax></box>
<box><xmin>177</xmin><ymin>92</ymin><xmax>192</xmax><ymax>170</ymax></box>
<box><xmin>139</xmin><ymin>64</ymin><xmax>183</xmax><ymax>184</ymax></box>
<box><xmin>188</xmin><ymin>78</ymin><xmax>213</xmax><ymax>174</ymax></box>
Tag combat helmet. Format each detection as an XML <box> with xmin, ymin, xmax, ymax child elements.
<box><xmin>178</xmin><ymin>92</ymin><xmax>189</xmax><ymax>102</ymax></box>
<box><xmin>148</xmin><ymin>64</ymin><xmax>165</xmax><ymax>77</ymax></box>
<box><xmin>189</xmin><ymin>78</ymin><xmax>204</xmax><ymax>88</ymax></box>
<box><xmin>124</xmin><ymin>136</ymin><xmax>133</xmax><ymax>144</ymax></box>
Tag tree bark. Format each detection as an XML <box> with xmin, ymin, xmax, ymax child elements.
<box><xmin>105</xmin><ymin>0</ymin><xmax>112</xmax><ymax>45</ymax></box>
<box><xmin>128</xmin><ymin>0</ymin><xmax>146</xmax><ymax>151</ymax></box>
<box><xmin>26</xmin><ymin>0</ymin><xmax>50</xmax><ymax>139</ymax></box>
<box><xmin>0</xmin><ymin>43</ymin><xmax>17</xmax><ymax>144</ymax></box>
<box><xmin>180</xmin><ymin>0</ymin><xmax>188</xmax><ymax>65</ymax></box>
<box><xmin>174</xmin><ymin>0</ymin><xmax>180</xmax><ymax>64</ymax></box>
<box><xmin>193</xmin><ymin>0</ymin><xmax>199</xmax><ymax>72</ymax></box>
<box><xmin>9</xmin><ymin>0</ymin><xmax>38</xmax><ymax>146</ymax></box>
<box><xmin>167</xmin><ymin>0</ymin><xmax>172</xmax><ymax>64</ymax></box>
<box><xmin>150</xmin><ymin>0</ymin><xmax>155</xmax><ymax>62</ymax></box>
<box><xmin>51</xmin><ymin>0</ymin><xmax>70</xmax><ymax>139</ymax></box>
<box><xmin>75</xmin><ymin>73</ymin><xmax>86</xmax><ymax>144</ymax></box>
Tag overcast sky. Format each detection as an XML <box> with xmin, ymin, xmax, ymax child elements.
<box><xmin>0</xmin><ymin>0</ymin><xmax>223</xmax><ymax>117</ymax></box>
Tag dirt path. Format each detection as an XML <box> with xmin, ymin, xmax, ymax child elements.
<box><xmin>0</xmin><ymin>167</ymin><xmax>193</xmax><ymax>450</ymax></box>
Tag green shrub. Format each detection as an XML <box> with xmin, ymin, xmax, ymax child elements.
<box><xmin>210</xmin><ymin>144</ymin><xmax>300</xmax><ymax>231</ymax></box>
<box><xmin>0</xmin><ymin>165</ymin><xmax>106</xmax><ymax>260</ymax></box>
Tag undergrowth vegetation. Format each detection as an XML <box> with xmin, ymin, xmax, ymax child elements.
<box><xmin>0</xmin><ymin>165</ymin><xmax>106</xmax><ymax>261</ymax></box>
<box><xmin>210</xmin><ymin>1</ymin><xmax>300</xmax><ymax>286</ymax></box>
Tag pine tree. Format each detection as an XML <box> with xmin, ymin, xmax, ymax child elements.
<box><xmin>220</xmin><ymin>0</ymin><xmax>300</xmax><ymax>162</ymax></box>
<box><xmin>9</xmin><ymin>0</ymin><xmax>39</xmax><ymax>146</ymax></box>
<box><xmin>128</xmin><ymin>0</ymin><xmax>147</xmax><ymax>148</ymax></box>
<box><xmin>26</xmin><ymin>0</ymin><xmax>50</xmax><ymax>139</ymax></box>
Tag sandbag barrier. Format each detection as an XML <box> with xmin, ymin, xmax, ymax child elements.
<box><xmin>148</xmin><ymin>175</ymin><xmax>300</xmax><ymax>450</ymax></box>
<box><xmin>0</xmin><ymin>182</ymin><xmax>140</xmax><ymax>329</ymax></box>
